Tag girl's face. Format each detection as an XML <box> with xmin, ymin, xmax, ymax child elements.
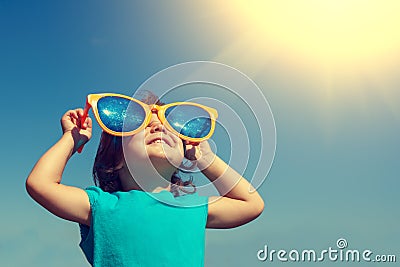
<box><xmin>123</xmin><ymin>113</ymin><xmax>185</xmax><ymax>168</ymax></box>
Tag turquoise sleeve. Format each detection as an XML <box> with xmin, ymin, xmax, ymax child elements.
<box><xmin>84</xmin><ymin>186</ymin><xmax>104</xmax><ymax>209</ymax></box>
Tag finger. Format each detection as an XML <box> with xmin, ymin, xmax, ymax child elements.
<box><xmin>78</xmin><ymin>108</ymin><xmax>88</xmax><ymax>127</ymax></box>
<box><xmin>76</xmin><ymin>108</ymin><xmax>84</xmax><ymax>117</ymax></box>
<box><xmin>85</xmin><ymin>117</ymin><xmax>92</xmax><ymax>128</ymax></box>
<box><xmin>68</xmin><ymin>110</ymin><xmax>79</xmax><ymax>120</ymax></box>
<box><xmin>83</xmin><ymin>116</ymin><xmax>92</xmax><ymax>128</ymax></box>
<box><xmin>62</xmin><ymin>110</ymin><xmax>72</xmax><ymax>120</ymax></box>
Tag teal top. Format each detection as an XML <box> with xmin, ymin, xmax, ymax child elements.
<box><xmin>79</xmin><ymin>186</ymin><xmax>209</xmax><ymax>267</ymax></box>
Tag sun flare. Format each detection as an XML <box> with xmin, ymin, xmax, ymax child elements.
<box><xmin>217</xmin><ymin>0</ymin><xmax>400</xmax><ymax>73</ymax></box>
<box><xmin>212</xmin><ymin>0</ymin><xmax>400</xmax><ymax>133</ymax></box>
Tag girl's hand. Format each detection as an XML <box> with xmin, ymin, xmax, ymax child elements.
<box><xmin>184</xmin><ymin>140</ymin><xmax>216</xmax><ymax>170</ymax></box>
<box><xmin>61</xmin><ymin>109</ymin><xmax>92</xmax><ymax>152</ymax></box>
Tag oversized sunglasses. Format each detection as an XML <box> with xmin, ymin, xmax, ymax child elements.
<box><xmin>77</xmin><ymin>93</ymin><xmax>218</xmax><ymax>153</ymax></box>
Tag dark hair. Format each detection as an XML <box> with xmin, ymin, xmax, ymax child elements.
<box><xmin>92</xmin><ymin>90</ymin><xmax>196</xmax><ymax>196</ymax></box>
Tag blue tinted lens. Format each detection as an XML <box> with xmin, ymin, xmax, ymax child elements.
<box><xmin>165</xmin><ymin>105</ymin><xmax>212</xmax><ymax>138</ymax></box>
<box><xmin>97</xmin><ymin>96</ymin><xmax>146</xmax><ymax>132</ymax></box>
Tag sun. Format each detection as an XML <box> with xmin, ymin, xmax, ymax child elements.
<box><xmin>211</xmin><ymin>0</ymin><xmax>400</xmax><ymax>135</ymax></box>
<box><xmin>216</xmin><ymin>0</ymin><xmax>400</xmax><ymax>73</ymax></box>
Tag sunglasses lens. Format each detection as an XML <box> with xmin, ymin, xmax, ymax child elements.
<box><xmin>165</xmin><ymin>105</ymin><xmax>212</xmax><ymax>138</ymax></box>
<box><xmin>97</xmin><ymin>96</ymin><xmax>146</xmax><ymax>132</ymax></box>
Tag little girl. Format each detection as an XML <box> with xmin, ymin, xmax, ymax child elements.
<box><xmin>26</xmin><ymin>92</ymin><xmax>264</xmax><ymax>266</ymax></box>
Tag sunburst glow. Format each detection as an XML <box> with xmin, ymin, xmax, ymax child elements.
<box><xmin>217</xmin><ymin>0</ymin><xmax>400</xmax><ymax>73</ymax></box>
<box><xmin>212</xmin><ymin>0</ymin><xmax>400</xmax><ymax>132</ymax></box>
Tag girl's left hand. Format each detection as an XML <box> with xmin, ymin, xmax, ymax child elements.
<box><xmin>184</xmin><ymin>140</ymin><xmax>216</xmax><ymax>170</ymax></box>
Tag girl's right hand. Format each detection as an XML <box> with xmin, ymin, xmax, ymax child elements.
<box><xmin>60</xmin><ymin>109</ymin><xmax>92</xmax><ymax>151</ymax></box>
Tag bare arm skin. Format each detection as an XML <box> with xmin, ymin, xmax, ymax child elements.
<box><xmin>185</xmin><ymin>141</ymin><xmax>265</xmax><ymax>229</ymax></box>
<box><xmin>27</xmin><ymin>109</ymin><xmax>264</xmax><ymax>229</ymax></box>
<box><xmin>26</xmin><ymin>109</ymin><xmax>92</xmax><ymax>226</ymax></box>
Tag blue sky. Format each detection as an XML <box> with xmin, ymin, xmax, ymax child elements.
<box><xmin>1</xmin><ymin>1</ymin><xmax>399</xmax><ymax>266</ymax></box>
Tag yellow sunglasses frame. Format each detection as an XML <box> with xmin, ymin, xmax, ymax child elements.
<box><xmin>78</xmin><ymin>93</ymin><xmax>218</xmax><ymax>153</ymax></box>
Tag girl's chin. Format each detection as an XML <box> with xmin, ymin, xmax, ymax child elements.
<box><xmin>148</xmin><ymin>152</ymin><xmax>183</xmax><ymax>166</ymax></box>
<box><xmin>146</xmin><ymin>145</ymin><xmax>182</xmax><ymax>157</ymax></box>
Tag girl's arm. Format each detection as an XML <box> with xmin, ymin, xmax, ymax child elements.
<box><xmin>26</xmin><ymin>109</ymin><xmax>92</xmax><ymax>226</ymax></box>
<box><xmin>185</xmin><ymin>141</ymin><xmax>265</xmax><ymax>229</ymax></box>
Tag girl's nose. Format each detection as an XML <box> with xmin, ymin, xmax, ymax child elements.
<box><xmin>149</xmin><ymin>114</ymin><xmax>166</xmax><ymax>133</ymax></box>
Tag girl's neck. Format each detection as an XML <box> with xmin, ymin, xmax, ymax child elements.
<box><xmin>118</xmin><ymin>160</ymin><xmax>176</xmax><ymax>193</ymax></box>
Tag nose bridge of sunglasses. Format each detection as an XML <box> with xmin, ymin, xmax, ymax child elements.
<box><xmin>148</xmin><ymin>105</ymin><xmax>166</xmax><ymax>127</ymax></box>
<box><xmin>150</xmin><ymin>104</ymin><xmax>161</xmax><ymax>113</ymax></box>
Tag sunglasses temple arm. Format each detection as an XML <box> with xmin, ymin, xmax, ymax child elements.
<box><xmin>77</xmin><ymin>100</ymin><xmax>90</xmax><ymax>154</ymax></box>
